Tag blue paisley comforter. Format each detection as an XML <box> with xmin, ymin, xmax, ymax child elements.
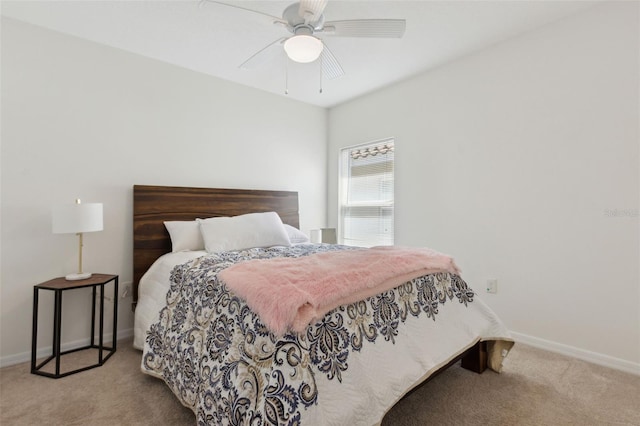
<box><xmin>142</xmin><ymin>244</ymin><xmax>512</xmax><ymax>425</ymax></box>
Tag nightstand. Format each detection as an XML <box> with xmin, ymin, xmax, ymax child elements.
<box><xmin>31</xmin><ymin>274</ymin><xmax>118</xmax><ymax>378</ymax></box>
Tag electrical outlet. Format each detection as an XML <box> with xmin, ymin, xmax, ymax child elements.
<box><xmin>486</xmin><ymin>279</ymin><xmax>498</xmax><ymax>294</ymax></box>
<box><xmin>121</xmin><ymin>282</ymin><xmax>132</xmax><ymax>299</ymax></box>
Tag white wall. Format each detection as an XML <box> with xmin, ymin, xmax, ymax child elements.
<box><xmin>1</xmin><ymin>18</ymin><xmax>328</xmax><ymax>364</ymax></box>
<box><xmin>328</xmin><ymin>2</ymin><xmax>639</xmax><ymax>369</ymax></box>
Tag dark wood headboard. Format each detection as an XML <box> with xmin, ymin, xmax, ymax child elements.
<box><xmin>132</xmin><ymin>185</ymin><xmax>299</xmax><ymax>309</ymax></box>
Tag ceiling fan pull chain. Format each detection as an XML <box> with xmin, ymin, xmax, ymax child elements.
<box><xmin>319</xmin><ymin>56</ymin><xmax>323</xmax><ymax>94</ymax></box>
<box><xmin>285</xmin><ymin>56</ymin><xmax>289</xmax><ymax>95</ymax></box>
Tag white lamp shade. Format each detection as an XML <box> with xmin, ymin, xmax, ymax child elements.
<box><xmin>284</xmin><ymin>35</ymin><xmax>324</xmax><ymax>63</ymax></box>
<box><xmin>52</xmin><ymin>202</ymin><xmax>103</xmax><ymax>234</ymax></box>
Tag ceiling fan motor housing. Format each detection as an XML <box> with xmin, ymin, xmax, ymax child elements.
<box><xmin>283</xmin><ymin>2</ymin><xmax>325</xmax><ymax>32</ymax></box>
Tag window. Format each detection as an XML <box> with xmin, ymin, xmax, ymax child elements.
<box><xmin>339</xmin><ymin>139</ymin><xmax>394</xmax><ymax>247</ymax></box>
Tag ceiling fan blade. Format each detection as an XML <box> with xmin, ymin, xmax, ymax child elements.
<box><xmin>239</xmin><ymin>37</ymin><xmax>286</xmax><ymax>70</ymax></box>
<box><xmin>203</xmin><ymin>0</ymin><xmax>287</xmax><ymax>25</ymax></box>
<box><xmin>298</xmin><ymin>0</ymin><xmax>328</xmax><ymax>25</ymax></box>
<box><xmin>321</xmin><ymin>43</ymin><xmax>344</xmax><ymax>80</ymax></box>
<box><xmin>322</xmin><ymin>19</ymin><xmax>406</xmax><ymax>38</ymax></box>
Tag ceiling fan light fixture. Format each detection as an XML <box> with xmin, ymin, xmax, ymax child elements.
<box><xmin>284</xmin><ymin>35</ymin><xmax>324</xmax><ymax>63</ymax></box>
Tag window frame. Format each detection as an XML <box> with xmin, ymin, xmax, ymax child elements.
<box><xmin>338</xmin><ymin>138</ymin><xmax>395</xmax><ymax>247</ymax></box>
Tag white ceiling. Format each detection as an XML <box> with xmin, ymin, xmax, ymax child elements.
<box><xmin>1</xmin><ymin>0</ymin><xmax>599</xmax><ymax>108</ymax></box>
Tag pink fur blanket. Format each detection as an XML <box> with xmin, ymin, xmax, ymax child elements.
<box><xmin>218</xmin><ymin>246</ymin><xmax>461</xmax><ymax>336</ymax></box>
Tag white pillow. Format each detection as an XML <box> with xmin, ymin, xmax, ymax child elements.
<box><xmin>164</xmin><ymin>220</ymin><xmax>205</xmax><ymax>252</ymax></box>
<box><xmin>198</xmin><ymin>212</ymin><xmax>291</xmax><ymax>253</ymax></box>
<box><xmin>284</xmin><ymin>224</ymin><xmax>310</xmax><ymax>244</ymax></box>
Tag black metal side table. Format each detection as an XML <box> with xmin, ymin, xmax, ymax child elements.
<box><xmin>31</xmin><ymin>273</ymin><xmax>118</xmax><ymax>378</ymax></box>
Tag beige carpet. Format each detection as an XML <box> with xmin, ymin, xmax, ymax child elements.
<box><xmin>1</xmin><ymin>339</ymin><xmax>638</xmax><ymax>425</ymax></box>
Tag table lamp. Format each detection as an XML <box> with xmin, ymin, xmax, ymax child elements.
<box><xmin>52</xmin><ymin>199</ymin><xmax>103</xmax><ymax>280</ymax></box>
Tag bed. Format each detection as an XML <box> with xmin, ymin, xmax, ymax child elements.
<box><xmin>133</xmin><ymin>185</ymin><xmax>514</xmax><ymax>425</ymax></box>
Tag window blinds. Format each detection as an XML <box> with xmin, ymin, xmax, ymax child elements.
<box><xmin>339</xmin><ymin>139</ymin><xmax>394</xmax><ymax>247</ymax></box>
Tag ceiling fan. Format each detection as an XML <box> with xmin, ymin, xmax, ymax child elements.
<box><xmin>206</xmin><ymin>0</ymin><xmax>406</xmax><ymax>80</ymax></box>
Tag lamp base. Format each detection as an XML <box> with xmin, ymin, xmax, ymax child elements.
<box><xmin>65</xmin><ymin>272</ymin><xmax>92</xmax><ymax>281</ymax></box>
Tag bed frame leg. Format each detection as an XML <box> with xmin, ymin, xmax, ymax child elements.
<box><xmin>461</xmin><ymin>341</ymin><xmax>487</xmax><ymax>374</ymax></box>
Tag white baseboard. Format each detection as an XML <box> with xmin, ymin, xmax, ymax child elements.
<box><xmin>511</xmin><ymin>331</ymin><xmax>640</xmax><ymax>376</ymax></box>
<box><xmin>0</xmin><ymin>328</ymin><xmax>134</xmax><ymax>368</ymax></box>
